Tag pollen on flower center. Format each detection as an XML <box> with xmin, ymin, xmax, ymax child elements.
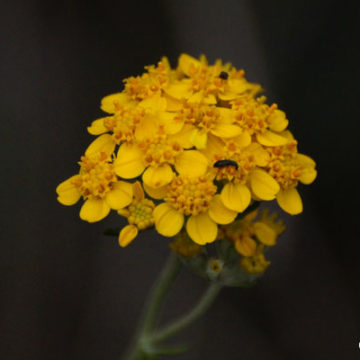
<box><xmin>104</xmin><ymin>106</ymin><xmax>144</xmax><ymax>144</ymax></box>
<box><xmin>72</xmin><ymin>152</ymin><xmax>117</xmax><ymax>199</ymax></box>
<box><xmin>178</xmin><ymin>103</ymin><xmax>220</xmax><ymax>132</ymax></box>
<box><xmin>128</xmin><ymin>199</ymin><xmax>155</xmax><ymax>230</ymax></box>
<box><xmin>165</xmin><ymin>176</ymin><xmax>216</xmax><ymax>216</ymax></box>
<box><xmin>139</xmin><ymin>137</ymin><xmax>182</xmax><ymax>166</ymax></box>
<box><xmin>232</xmin><ymin>96</ymin><xmax>276</xmax><ymax>135</ymax></box>
<box><xmin>268</xmin><ymin>159</ymin><xmax>300</xmax><ymax>189</ymax></box>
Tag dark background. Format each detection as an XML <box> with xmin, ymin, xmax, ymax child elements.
<box><xmin>1</xmin><ymin>1</ymin><xmax>359</xmax><ymax>359</ymax></box>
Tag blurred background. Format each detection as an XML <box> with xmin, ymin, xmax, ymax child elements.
<box><xmin>1</xmin><ymin>0</ymin><xmax>359</xmax><ymax>359</ymax></box>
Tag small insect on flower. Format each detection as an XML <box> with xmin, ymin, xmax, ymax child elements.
<box><xmin>219</xmin><ymin>71</ymin><xmax>229</xmax><ymax>80</ymax></box>
<box><xmin>214</xmin><ymin>160</ymin><xmax>239</xmax><ymax>170</ymax></box>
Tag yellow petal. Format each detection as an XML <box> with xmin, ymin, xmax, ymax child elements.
<box><xmin>233</xmin><ymin>132</ymin><xmax>251</xmax><ymax>147</ymax></box>
<box><xmin>105</xmin><ymin>181</ymin><xmax>133</xmax><ymax>210</ymax></box>
<box><xmin>165</xmin><ymin>93</ymin><xmax>183</xmax><ymax>111</ymax></box>
<box><xmin>135</xmin><ymin>115</ymin><xmax>160</xmax><ymax>141</ymax></box>
<box><xmin>85</xmin><ymin>134</ymin><xmax>115</xmax><ymax>157</ymax></box>
<box><xmin>178</xmin><ymin>53</ymin><xmax>200</xmax><ymax>75</ymax></box>
<box><xmin>142</xmin><ymin>164</ymin><xmax>174</xmax><ymax>188</ymax></box>
<box><xmin>119</xmin><ymin>225</ymin><xmax>138</xmax><ymax>247</ymax></box>
<box><xmin>143</xmin><ymin>183</ymin><xmax>168</xmax><ymax>200</ymax></box>
<box><xmin>220</xmin><ymin>183</ymin><xmax>251</xmax><ymax>212</ymax></box>
<box><xmin>169</xmin><ymin>124</ymin><xmax>197</xmax><ymax>149</ymax></box>
<box><xmin>87</xmin><ymin>118</ymin><xmax>108</xmax><ymax>135</ymax></box>
<box><xmin>101</xmin><ymin>93</ymin><xmax>128</xmax><ymax>114</ymax></box>
<box><xmin>208</xmin><ymin>195</ymin><xmax>237</xmax><ymax>224</ymax></box>
<box><xmin>276</xmin><ymin>188</ymin><xmax>303</xmax><ymax>215</ymax></box>
<box><xmin>115</xmin><ymin>143</ymin><xmax>145</xmax><ymax>179</ymax></box>
<box><xmin>133</xmin><ymin>181</ymin><xmax>145</xmax><ymax>201</ymax></box>
<box><xmin>153</xmin><ymin>203</ymin><xmax>184</xmax><ymax>237</ymax></box>
<box><xmin>299</xmin><ymin>167</ymin><xmax>317</xmax><ymax>185</ymax></box>
<box><xmin>250</xmin><ymin>169</ymin><xmax>280</xmax><ymax>200</ymax></box>
<box><xmin>189</xmin><ymin>129</ymin><xmax>208</xmax><ymax>149</ymax></box>
<box><xmin>186</xmin><ymin>212</ymin><xmax>217</xmax><ymax>245</ymax></box>
<box><xmin>297</xmin><ymin>153</ymin><xmax>316</xmax><ymax>167</ymax></box>
<box><xmin>268</xmin><ymin>109</ymin><xmax>289</xmax><ymax>132</ymax></box>
<box><xmin>175</xmin><ymin>150</ymin><xmax>208</xmax><ymax>177</ymax></box>
<box><xmin>253</xmin><ymin>222</ymin><xmax>277</xmax><ymax>246</ymax></box>
<box><xmin>80</xmin><ymin>198</ymin><xmax>110</xmax><ymax>222</ymax></box>
<box><xmin>256</xmin><ymin>130</ymin><xmax>290</xmax><ymax>147</ymax></box>
<box><xmin>201</xmin><ymin>134</ymin><xmax>225</xmax><ymax>159</ymax></box>
<box><xmin>188</xmin><ymin>91</ymin><xmax>207</xmax><ymax>104</ymax></box>
<box><xmin>56</xmin><ymin>175</ymin><xmax>81</xmax><ymax>206</ymax></box>
<box><xmin>251</xmin><ymin>144</ymin><xmax>270</xmax><ymax>167</ymax></box>
<box><xmin>211</xmin><ymin>124</ymin><xmax>242</xmax><ymax>138</ymax></box>
<box><xmin>159</xmin><ymin>112</ymin><xmax>184</xmax><ymax>135</ymax></box>
<box><xmin>139</xmin><ymin>96</ymin><xmax>167</xmax><ymax>111</ymax></box>
<box><xmin>165</xmin><ymin>82</ymin><xmax>191</xmax><ymax>100</ymax></box>
<box><xmin>235</xmin><ymin>236</ymin><xmax>257</xmax><ymax>257</ymax></box>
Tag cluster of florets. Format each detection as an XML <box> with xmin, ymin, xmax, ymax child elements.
<box><xmin>57</xmin><ymin>54</ymin><xmax>316</xmax><ymax>273</ymax></box>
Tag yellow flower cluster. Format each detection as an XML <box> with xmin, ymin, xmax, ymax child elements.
<box><xmin>56</xmin><ymin>54</ymin><xmax>316</xmax><ymax>247</ymax></box>
<box><xmin>221</xmin><ymin>209</ymin><xmax>285</xmax><ymax>274</ymax></box>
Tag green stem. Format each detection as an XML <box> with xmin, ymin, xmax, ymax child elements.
<box><xmin>122</xmin><ymin>252</ymin><xmax>181</xmax><ymax>360</ymax></box>
<box><xmin>149</xmin><ymin>282</ymin><xmax>222</xmax><ymax>344</ymax></box>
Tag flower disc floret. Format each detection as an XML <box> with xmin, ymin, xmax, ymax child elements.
<box><xmin>127</xmin><ymin>199</ymin><xmax>155</xmax><ymax>230</ymax></box>
<box><xmin>73</xmin><ymin>152</ymin><xmax>117</xmax><ymax>199</ymax></box>
<box><xmin>124</xmin><ymin>59</ymin><xmax>171</xmax><ymax>100</ymax></box>
<box><xmin>165</xmin><ymin>176</ymin><xmax>217</xmax><ymax>216</ymax></box>
<box><xmin>139</xmin><ymin>136</ymin><xmax>182</xmax><ymax>167</ymax></box>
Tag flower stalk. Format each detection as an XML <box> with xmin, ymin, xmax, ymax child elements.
<box><xmin>122</xmin><ymin>252</ymin><xmax>222</xmax><ymax>360</ymax></box>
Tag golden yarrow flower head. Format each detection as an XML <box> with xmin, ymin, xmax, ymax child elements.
<box><xmin>57</xmin><ymin>53</ymin><xmax>316</xmax><ymax>250</ymax></box>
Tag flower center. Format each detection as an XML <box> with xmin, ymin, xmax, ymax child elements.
<box><xmin>267</xmin><ymin>142</ymin><xmax>301</xmax><ymax>190</ymax></box>
<box><xmin>124</xmin><ymin>60</ymin><xmax>170</xmax><ymax>100</ymax></box>
<box><xmin>268</xmin><ymin>159</ymin><xmax>301</xmax><ymax>190</ymax></box>
<box><xmin>177</xmin><ymin>103</ymin><xmax>220</xmax><ymax>132</ymax></box>
<box><xmin>232</xmin><ymin>96</ymin><xmax>276</xmax><ymax>135</ymax></box>
<box><xmin>139</xmin><ymin>137</ymin><xmax>182</xmax><ymax>166</ymax></box>
<box><xmin>72</xmin><ymin>152</ymin><xmax>117</xmax><ymax>199</ymax></box>
<box><xmin>104</xmin><ymin>105</ymin><xmax>144</xmax><ymax>144</ymax></box>
<box><xmin>165</xmin><ymin>176</ymin><xmax>216</xmax><ymax>216</ymax></box>
<box><xmin>128</xmin><ymin>199</ymin><xmax>155</xmax><ymax>230</ymax></box>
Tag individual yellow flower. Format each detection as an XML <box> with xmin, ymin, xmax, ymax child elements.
<box><xmin>169</xmin><ymin>231</ymin><xmax>203</xmax><ymax>257</ymax></box>
<box><xmin>231</xmin><ymin>96</ymin><xmax>290</xmax><ymax>147</ymax></box>
<box><xmin>221</xmin><ymin>209</ymin><xmax>284</xmax><ymax>257</ymax></box>
<box><xmin>88</xmin><ymin>94</ymin><xmax>183</xmax><ymax>155</ymax></box>
<box><xmin>153</xmin><ymin>175</ymin><xmax>237</xmax><ymax>245</ymax></box>
<box><xmin>166</xmin><ymin>54</ymin><xmax>261</xmax><ymax>104</ymax></box>
<box><xmin>240</xmin><ymin>245</ymin><xmax>271</xmax><ymax>274</ymax></box>
<box><xmin>114</xmin><ymin>133</ymin><xmax>209</xmax><ymax>189</ymax></box>
<box><xmin>266</xmin><ymin>131</ymin><xmax>317</xmax><ymax>214</ymax></box>
<box><xmin>123</xmin><ymin>57</ymin><xmax>173</xmax><ymax>101</ymax></box>
<box><xmin>201</xmin><ymin>135</ymin><xmax>279</xmax><ymax>212</ymax></box>
<box><xmin>173</xmin><ymin>102</ymin><xmax>242</xmax><ymax>149</ymax></box>
<box><xmin>56</xmin><ymin>136</ymin><xmax>133</xmax><ymax>222</ymax></box>
<box><xmin>117</xmin><ymin>182</ymin><xmax>155</xmax><ymax>247</ymax></box>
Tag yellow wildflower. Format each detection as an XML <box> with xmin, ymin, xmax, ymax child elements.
<box><xmin>166</xmin><ymin>54</ymin><xmax>261</xmax><ymax>104</ymax></box>
<box><xmin>169</xmin><ymin>231</ymin><xmax>203</xmax><ymax>257</ymax></box>
<box><xmin>221</xmin><ymin>209</ymin><xmax>284</xmax><ymax>257</ymax></box>
<box><xmin>240</xmin><ymin>246</ymin><xmax>271</xmax><ymax>274</ymax></box>
<box><xmin>56</xmin><ymin>137</ymin><xmax>133</xmax><ymax>222</ymax></box>
<box><xmin>153</xmin><ymin>176</ymin><xmax>237</xmax><ymax>245</ymax></box>
<box><xmin>266</xmin><ymin>131</ymin><xmax>317</xmax><ymax>214</ymax></box>
<box><xmin>117</xmin><ymin>182</ymin><xmax>155</xmax><ymax>247</ymax></box>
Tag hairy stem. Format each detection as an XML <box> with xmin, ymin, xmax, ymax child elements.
<box><xmin>149</xmin><ymin>282</ymin><xmax>222</xmax><ymax>344</ymax></box>
<box><xmin>122</xmin><ymin>252</ymin><xmax>181</xmax><ymax>360</ymax></box>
